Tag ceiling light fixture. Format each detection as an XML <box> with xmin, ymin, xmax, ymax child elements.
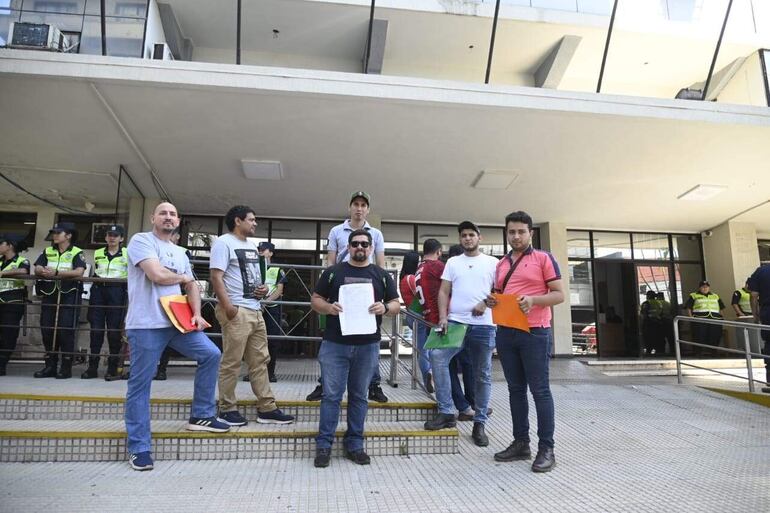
<box><xmin>677</xmin><ymin>184</ymin><xmax>727</xmax><ymax>201</ymax></box>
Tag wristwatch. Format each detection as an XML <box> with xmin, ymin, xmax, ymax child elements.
<box><xmin>381</xmin><ymin>300</ymin><xmax>389</xmax><ymax>314</ymax></box>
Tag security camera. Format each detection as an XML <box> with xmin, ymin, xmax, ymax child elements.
<box><xmin>702</xmin><ymin>230</ymin><xmax>713</xmax><ymax>237</ymax></box>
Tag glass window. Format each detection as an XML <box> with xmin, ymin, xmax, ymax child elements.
<box><xmin>183</xmin><ymin>216</ymin><xmax>219</xmax><ymax>257</ymax></box>
<box><xmin>19</xmin><ymin>10</ymin><xmax>84</xmax><ymax>31</ymax></box>
<box><xmin>85</xmin><ymin>0</ymin><xmax>145</xmax><ymax>18</ymax></box>
<box><xmin>532</xmin><ymin>0</ymin><xmax>578</xmax><ymax>11</ymax></box>
<box><xmin>382</xmin><ymin>223</ymin><xmax>415</xmax><ymax>252</ymax></box>
<box><xmin>569</xmin><ymin>259</ymin><xmax>596</xmax><ymax>355</ymax></box>
<box><xmin>104</xmin><ymin>15</ymin><xmax>143</xmax><ymax>57</ymax></box>
<box><xmin>567</xmin><ymin>230</ymin><xmax>592</xmax><ymax>259</ymax></box>
<box><xmin>578</xmin><ymin>0</ymin><xmax>615</xmax><ymax>15</ymax></box>
<box><xmin>270</xmin><ymin>220</ymin><xmax>317</xmax><ymax>251</ymax></box>
<box><xmin>671</xmin><ymin>234</ymin><xmax>701</xmax><ymax>261</ymax></box>
<box><xmin>78</xmin><ymin>13</ymin><xmax>100</xmax><ymax>54</ymax></box>
<box><xmin>673</xmin><ymin>262</ymin><xmax>704</xmax><ymax>306</ymax></box>
<box><xmin>418</xmin><ymin>224</ymin><xmax>457</xmax><ymax>254</ymax></box>
<box><xmin>632</xmin><ymin>233</ymin><xmax>670</xmax><ymax>260</ymax></box>
<box><xmin>636</xmin><ymin>264</ymin><xmax>672</xmax><ymax>305</ymax></box>
<box><xmin>0</xmin><ymin>8</ymin><xmax>20</xmax><ymax>47</ymax></box>
<box><xmin>759</xmin><ymin>240</ymin><xmax>770</xmax><ymax>264</ymax></box>
<box><xmin>478</xmin><ymin>225</ymin><xmax>505</xmax><ymax>257</ymax></box>
<box><xmin>319</xmin><ymin>221</ymin><xmax>338</xmax><ymax>253</ymax></box>
<box><xmin>593</xmin><ymin>232</ymin><xmax>632</xmax><ymax>259</ymax></box>
<box><xmin>29</xmin><ymin>0</ymin><xmax>84</xmax><ymax>14</ymax></box>
<box><xmin>0</xmin><ymin>211</ymin><xmax>36</xmax><ymax>248</ymax></box>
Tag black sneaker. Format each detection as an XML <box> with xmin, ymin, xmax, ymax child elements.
<box><xmin>269</xmin><ymin>373</ymin><xmax>277</xmax><ymax>383</ymax></box>
<box><xmin>494</xmin><ymin>440</ymin><xmax>532</xmax><ymax>462</ymax></box>
<box><xmin>424</xmin><ymin>413</ymin><xmax>456</xmax><ymax>431</ymax></box>
<box><xmin>472</xmin><ymin>422</ymin><xmax>489</xmax><ymax>447</ymax></box>
<box><xmin>531</xmin><ymin>447</ymin><xmax>556</xmax><ymax>473</ymax></box>
<box><xmin>154</xmin><ymin>368</ymin><xmax>167</xmax><ymax>381</ymax></box>
<box><xmin>81</xmin><ymin>367</ymin><xmax>98</xmax><ymax>379</ymax></box>
<box><xmin>314</xmin><ymin>447</ymin><xmax>331</xmax><ymax>468</ymax></box>
<box><xmin>368</xmin><ymin>384</ymin><xmax>388</xmax><ymax>403</ymax></box>
<box><xmin>306</xmin><ymin>385</ymin><xmax>323</xmax><ymax>401</ymax></box>
<box><xmin>343</xmin><ymin>448</ymin><xmax>371</xmax><ymax>465</ymax></box>
<box><xmin>220</xmin><ymin>410</ymin><xmax>248</xmax><ymax>426</ymax></box>
<box><xmin>257</xmin><ymin>408</ymin><xmax>295</xmax><ymax>424</ymax></box>
<box><xmin>186</xmin><ymin>416</ymin><xmax>231</xmax><ymax>433</ymax></box>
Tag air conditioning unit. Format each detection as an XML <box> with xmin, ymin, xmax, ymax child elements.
<box><xmin>152</xmin><ymin>42</ymin><xmax>174</xmax><ymax>61</ymax></box>
<box><xmin>7</xmin><ymin>22</ymin><xmax>70</xmax><ymax>52</ymax></box>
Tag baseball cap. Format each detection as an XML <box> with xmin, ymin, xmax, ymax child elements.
<box><xmin>106</xmin><ymin>224</ymin><xmax>125</xmax><ymax>237</ymax></box>
<box><xmin>698</xmin><ymin>280</ymin><xmax>710</xmax><ymax>287</ymax></box>
<box><xmin>457</xmin><ymin>221</ymin><xmax>480</xmax><ymax>234</ymax></box>
<box><xmin>258</xmin><ymin>241</ymin><xmax>275</xmax><ymax>251</ymax></box>
<box><xmin>45</xmin><ymin>222</ymin><xmax>77</xmax><ymax>241</ymax></box>
<box><xmin>350</xmin><ymin>191</ymin><xmax>371</xmax><ymax>206</ymax></box>
<box><xmin>0</xmin><ymin>233</ymin><xmax>28</xmax><ymax>252</ymax></box>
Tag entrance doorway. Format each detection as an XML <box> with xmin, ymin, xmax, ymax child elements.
<box><xmin>594</xmin><ymin>260</ymin><xmax>639</xmax><ymax>357</ymax></box>
<box><xmin>272</xmin><ymin>251</ymin><xmax>321</xmax><ymax>358</ymax></box>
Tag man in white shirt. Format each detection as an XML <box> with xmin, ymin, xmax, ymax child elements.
<box><xmin>424</xmin><ymin>221</ymin><xmax>498</xmax><ymax>448</ymax></box>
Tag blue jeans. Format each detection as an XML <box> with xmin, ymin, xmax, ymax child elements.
<box><xmin>449</xmin><ymin>346</ymin><xmax>474</xmax><ymax>411</ymax></box>
<box><xmin>316</xmin><ymin>340</ymin><xmax>379</xmax><ymax>451</ymax></box>
<box><xmin>415</xmin><ymin>324</ymin><xmax>432</xmax><ymax>386</ymax></box>
<box><xmin>429</xmin><ymin>323</ymin><xmax>496</xmax><ymax>423</ymax></box>
<box><xmin>496</xmin><ymin>327</ymin><xmax>555</xmax><ymax>450</ymax></box>
<box><xmin>125</xmin><ymin>328</ymin><xmax>221</xmax><ymax>454</ymax></box>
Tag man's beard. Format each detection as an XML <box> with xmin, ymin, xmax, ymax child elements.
<box><xmin>462</xmin><ymin>242</ymin><xmax>479</xmax><ymax>253</ymax></box>
<box><xmin>351</xmin><ymin>250</ymin><xmax>368</xmax><ymax>262</ymax></box>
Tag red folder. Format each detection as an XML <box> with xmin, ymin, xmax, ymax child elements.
<box><xmin>160</xmin><ymin>295</ymin><xmax>210</xmax><ymax>333</ymax></box>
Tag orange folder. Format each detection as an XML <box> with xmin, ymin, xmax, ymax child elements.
<box><xmin>160</xmin><ymin>295</ymin><xmax>211</xmax><ymax>333</ymax></box>
<box><xmin>491</xmin><ymin>293</ymin><xmax>530</xmax><ymax>332</ymax></box>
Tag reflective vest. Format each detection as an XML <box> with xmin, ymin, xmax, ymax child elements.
<box><xmin>690</xmin><ymin>292</ymin><xmax>722</xmax><ymax>318</ymax></box>
<box><xmin>264</xmin><ymin>266</ymin><xmax>282</xmax><ymax>307</ymax></box>
<box><xmin>94</xmin><ymin>247</ymin><xmax>128</xmax><ymax>279</ymax></box>
<box><xmin>647</xmin><ymin>299</ymin><xmax>663</xmax><ymax>321</ymax></box>
<box><xmin>737</xmin><ymin>288</ymin><xmax>752</xmax><ymax>315</ymax></box>
<box><xmin>0</xmin><ymin>255</ymin><xmax>28</xmax><ymax>298</ymax></box>
<box><xmin>37</xmin><ymin>245</ymin><xmax>83</xmax><ymax>296</ymax></box>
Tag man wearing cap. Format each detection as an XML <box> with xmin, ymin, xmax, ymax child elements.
<box><xmin>257</xmin><ymin>241</ymin><xmax>288</xmax><ymax>383</ymax></box>
<box><xmin>33</xmin><ymin>222</ymin><xmax>87</xmax><ymax>379</ymax></box>
<box><xmin>424</xmin><ymin>221</ymin><xmax>498</xmax><ymax>449</ymax></box>
<box><xmin>0</xmin><ymin>234</ymin><xmax>30</xmax><ymax>376</ymax></box>
<box><xmin>82</xmin><ymin>225</ymin><xmax>128</xmax><ymax>380</ymax></box>
<box><xmin>747</xmin><ymin>264</ymin><xmax>770</xmax><ymax>393</ymax></box>
<box><xmin>685</xmin><ymin>280</ymin><xmax>725</xmax><ymax>355</ymax></box>
<box><xmin>306</xmin><ymin>191</ymin><xmax>388</xmax><ymax>403</ymax></box>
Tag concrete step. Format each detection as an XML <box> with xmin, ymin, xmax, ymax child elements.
<box><xmin>582</xmin><ymin>358</ymin><xmax>765</xmax><ymax>373</ymax></box>
<box><xmin>0</xmin><ymin>393</ymin><xmax>437</xmax><ymax>423</ymax></box>
<box><xmin>0</xmin><ymin>419</ymin><xmax>458</xmax><ymax>462</ymax></box>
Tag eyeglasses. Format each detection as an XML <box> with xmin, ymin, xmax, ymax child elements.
<box><xmin>350</xmin><ymin>241</ymin><xmax>371</xmax><ymax>248</ymax></box>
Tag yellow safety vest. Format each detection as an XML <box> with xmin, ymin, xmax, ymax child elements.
<box><xmin>37</xmin><ymin>245</ymin><xmax>83</xmax><ymax>296</ymax></box>
<box><xmin>0</xmin><ymin>255</ymin><xmax>28</xmax><ymax>299</ymax></box>
<box><xmin>690</xmin><ymin>292</ymin><xmax>722</xmax><ymax>318</ymax></box>
<box><xmin>94</xmin><ymin>247</ymin><xmax>128</xmax><ymax>279</ymax></box>
<box><xmin>737</xmin><ymin>289</ymin><xmax>752</xmax><ymax>315</ymax></box>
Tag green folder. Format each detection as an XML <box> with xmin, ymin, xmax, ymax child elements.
<box><xmin>408</xmin><ymin>296</ymin><xmax>423</xmax><ymax>315</ymax></box>
<box><xmin>424</xmin><ymin>323</ymin><xmax>467</xmax><ymax>349</ymax></box>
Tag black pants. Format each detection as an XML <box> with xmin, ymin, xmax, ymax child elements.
<box><xmin>693</xmin><ymin>320</ymin><xmax>722</xmax><ymax>354</ymax></box>
<box><xmin>88</xmin><ymin>285</ymin><xmax>126</xmax><ymax>358</ymax></box>
<box><xmin>0</xmin><ymin>302</ymin><xmax>25</xmax><ymax>362</ymax></box>
<box><xmin>642</xmin><ymin>320</ymin><xmax>663</xmax><ymax>355</ymax></box>
<box><xmin>263</xmin><ymin>306</ymin><xmax>281</xmax><ymax>376</ymax></box>
<box><xmin>40</xmin><ymin>291</ymin><xmax>79</xmax><ymax>362</ymax></box>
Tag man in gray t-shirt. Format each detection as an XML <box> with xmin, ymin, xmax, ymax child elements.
<box><xmin>124</xmin><ymin>202</ymin><xmax>229</xmax><ymax>472</ymax></box>
<box><xmin>209</xmin><ymin>206</ymin><xmax>294</xmax><ymax>427</ymax></box>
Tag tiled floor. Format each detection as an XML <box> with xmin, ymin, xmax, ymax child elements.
<box><xmin>0</xmin><ymin>358</ymin><xmax>768</xmax><ymax>512</ymax></box>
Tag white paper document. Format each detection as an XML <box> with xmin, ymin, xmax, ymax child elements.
<box><xmin>338</xmin><ymin>283</ymin><xmax>377</xmax><ymax>336</ymax></box>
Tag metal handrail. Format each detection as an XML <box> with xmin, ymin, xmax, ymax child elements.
<box><xmin>673</xmin><ymin>315</ymin><xmax>769</xmax><ymax>393</ymax></box>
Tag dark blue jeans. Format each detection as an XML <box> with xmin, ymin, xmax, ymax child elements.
<box><xmin>316</xmin><ymin>340</ymin><xmax>379</xmax><ymax>452</ymax></box>
<box><xmin>449</xmin><ymin>346</ymin><xmax>474</xmax><ymax>411</ymax></box>
<box><xmin>496</xmin><ymin>326</ymin><xmax>555</xmax><ymax>449</ymax></box>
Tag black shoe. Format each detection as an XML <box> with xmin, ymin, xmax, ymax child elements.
<box><xmin>104</xmin><ymin>359</ymin><xmax>119</xmax><ymax>381</ymax></box>
<box><xmin>242</xmin><ymin>374</ymin><xmax>250</xmax><ymax>382</ymax></box>
<box><xmin>314</xmin><ymin>448</ymin><xmax>331</xmax><ymax>468</ymax></box>
<box><xmin>425</xmin><ymin>373</ymin><xmax>434</xmax><ymax>394</ymax></box>
<box><xmin>531</xmin><ymin>447</ymin><xmax>556</xmax><ymax>473</ymax></box>
<box><xmin>424</xmin><ymin>413</ymin><xmax>456</xmax><ymax>431</ymax></box>
<box><xmin>34</xmin><ymin>358</ymin><xmax>57</xmax><ymax>378</ymax></box>
<box><xmin>306</xmin><ymin>385</ymin><xmax>323</xmax><ymax>401</ymax></box>
<box><xmin>343</xmin><ymin>448</ymin><xmax>371</xmax><ymax>465</ymax></box>
<box><xmin>0</xmin><ymin>359</ymin><xmax>7</xmax><ymax>376</ymax></box>
<box><xmin>494</xmin><ymin>440</ymin><xmax>532</xmax><ymax>462</ymax></box>
<box><xmin>154</xmin><ymin>368</ymin><xmax>167</xmax><ymax>381</ymax></box>
<box><xmin>269</xmin><ymin>373</ymin><xmax>277</xmax><ymax>383</ymax></box>
<box><xmin>762</xmin><ymin>387</ymin><xmax>770</xmax><ymax>394</ymax></box>
<box><xmin>81</xmin><ymin>366</ymin><xmax>98</xmax><ymax>379</ymax></box>
<box><xmin>472</xmin><ymin>422</ymin><xmax>489</xmax><ymax>447</ymax></box>
<box><xmin>56</xmin><ymin>359</ymin><xmax>73</xmax><ymax>379</ymax></box>
<box><xmin>368</xmin><ymin>384</ymin><xmax>388</xmax><ymax>403</ymax></box>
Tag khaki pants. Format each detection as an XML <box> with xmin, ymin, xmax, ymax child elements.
<box><xmin>215</xmin><ymin>305</ymin><xmax>276</xmax><ymax>413</ymax></box>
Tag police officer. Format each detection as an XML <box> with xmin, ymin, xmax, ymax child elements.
<box><xmin>685</xmin><ymin>280</ymin><xmax>725</xmax><ymax>356</ymax></box>
<box><xmin>656</xmin><ymin>292</ymin><xmax>674</xmax><ymax>356</ymax></box>
<box><xmin>0</xmin><ymin>234</ymin><xmax>30</xmax><ymax>376</ymax></box>
<box><xmin>82</xmin><ymin>225</ymin><xmax>128</xmax><ymax>380</ymax></box>
<box><xmin>258</xmin><ymin>242</ymin><xmax>287</xmax><ymax>383</ymax></box>
<box><xmin>731</xmin><ymin>280</ymin><xmax>753</xmax><ymax>318</ymax></box>
<box><xmin>33</xmin><ymin>222</ymin><xmax>86</xmax><ymax>379</ymax></box>
<box><xmin>640</xmin><ymin>291</ymin><xmax>662</xmax><ymax>356</ymax></box>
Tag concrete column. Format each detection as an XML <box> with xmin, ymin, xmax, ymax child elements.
<box><xmin>539</xmin><ymin>222</ymin><xmax>572</xmax><ymax>357</ymax></box>
<box><xmin>702</xmin><ymin>221</ymin><xmax>760</xmax><ymax>349</ymax></box>
<box><xmin>126</xmin><ymin>197</ymin><xmax>146</xmax><ymax>237</ymax></box>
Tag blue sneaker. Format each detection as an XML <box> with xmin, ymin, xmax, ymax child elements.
<box><xmin>186</xmin><ymin>416</ymin><xmax>231</xmax><ymax>433</ymax></box>
<box><xmin>257</xmin><ymin>408</ymin><xmax>295</xmax><ymax>424</ymax></box>
<box><xmin>129</xmin><ymin>451</ymin><xmax>154</xmax><ymax>471</ymax></box>
<box><xmin>219</xmin><ymin>410</ymin><xmax>248</xmax><ymax>426</ymax></box>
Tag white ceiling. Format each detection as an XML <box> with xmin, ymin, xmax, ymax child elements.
<box><xmin>0</xmin><ymin>51</ymin><xmax>769</xmax><ymax>235</ymax></box>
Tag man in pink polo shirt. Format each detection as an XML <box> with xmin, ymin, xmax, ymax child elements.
<box><xmin>486</xmin><ymin>211</ymin><xmax>564</xmax><ymax>473</ymax></box>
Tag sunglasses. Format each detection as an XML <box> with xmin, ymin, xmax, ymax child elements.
<box><xmin>350</xmin><ymin>241</ymin><xmax>371</xmax><ymax>248</ymax></box>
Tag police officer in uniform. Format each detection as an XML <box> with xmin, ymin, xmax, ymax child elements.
<box><xmin>82</xmin><ymin>225</ymin><xmax>128</xmax><ymax>380</ymax></box>
<box><xmin>685</xmin><ymin>280</ymin><xmax>725</xmax><ymax>356</ymax></box>
<box><xmin>33</xmin><ymin>222</ymin><xmax>87</xmax><ymax>379</ymax></box>
<box><xmin>0</xmin><ymin>234</ymin><xmax>30</xmax><ymax>376</ymax></box>
<box><xmin>731</xmin><ymin>280</ymin><xmax>753</xmax><ymax>318</ymax></box>
<box><xmin>259</xmin><ymin>242</ymin><xmax>287</xmax><ymax>383</ymax></box>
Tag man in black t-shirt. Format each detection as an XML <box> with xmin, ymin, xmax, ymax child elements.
<box><xmin>310</xmin><ymin>229</ymin><xmax>399</xmax><ymax>468</ymax></box>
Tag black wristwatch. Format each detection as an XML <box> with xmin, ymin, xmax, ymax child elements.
<box><xmin>381</xmin><ymin>300</ymin><xmax>389</xmax><ymax>314</ymax></box>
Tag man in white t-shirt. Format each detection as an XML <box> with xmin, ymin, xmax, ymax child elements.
<box><xmin>424</xmin><ymin>221</ymin><xmax>498</xmax><ymax>448</ymax></box>
<box><xmin>124</xmin><ymin>202</ymin><xmax>229</xmax><ymax>472</ymax></box>
<box><xmin>210</xmin><ymin>206</ymin><xmax>294</xmax><ymax>427</ymax></box>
